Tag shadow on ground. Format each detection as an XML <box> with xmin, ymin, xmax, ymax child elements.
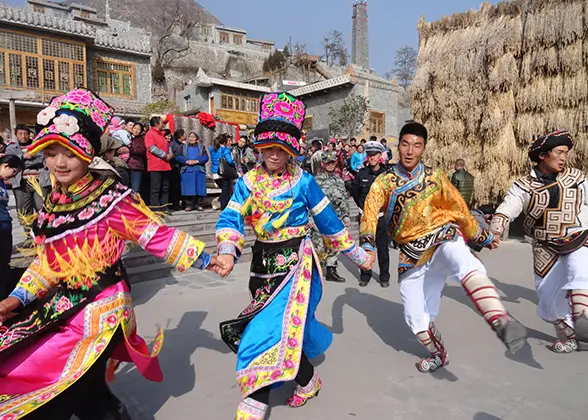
<box><xmin>328</xmin><ymin>287</ymin><xmax>459</xmax><ymax>382</ymax></box>
<box><xmin>115</xmin><ymin>311</ymin><xmax>230</xmax><ymax>420</ymax></box>
<box><xmin>442</xmin><ymin>284</ymin><xmax>543</xmax><ymax>370</ymax></box>
<box><xmin>474</xmin><ymin>413</ymin><xmax>502</xmax><ymax>420</ymax></box>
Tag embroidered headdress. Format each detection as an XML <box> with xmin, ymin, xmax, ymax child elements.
<box><xmin>254</xmin><ymin>92</ymin><xmax>306</xmax><ymax>157</ymax></box>
<box><xmin>29</xmin><ymin>88</ymin><xmax>115</xmax><ymax>163</ymax></box>
<box><xmin>528</xmin><ymin>130</ymin><xmax>574</xmax><ymax>163</ymax></box>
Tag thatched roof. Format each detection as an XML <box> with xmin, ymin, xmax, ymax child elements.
<box><xmin>412</xmin><ymin>0</ymin><xmax>588</xmax><ymax>204</ymax></box>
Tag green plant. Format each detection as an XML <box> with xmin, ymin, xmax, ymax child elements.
<box><xmin>329</xmin><ymin>95</ymin><xmax>369</xmax><ymax>139</ymax></box>
<box><xmin>143</xmin><ymin>100</ymin><xmax>179</xmax><ymax>120</ymax></box>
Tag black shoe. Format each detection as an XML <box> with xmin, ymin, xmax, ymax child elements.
<box><xmin>380</xmin><ymin>282</ymin><xmax>390</xmax><ymax>288</ymax></box>
<box><xmin>326</xmin><ymin>267</ymin><xmax>345</xmax><ymax>283</ymax></box>
<box><xmin>358</xmin><ymin>281</ymin><xmax>369</xmax><ymax>287</ymax></box>
<box><xmin>493</xmin><ymin>315</ymin><xmax>527</xmax><ymax>353</ymax></box>
<box><xmin>195</xmin><ymin>205</ymin><xmax>205</xmax><ymax>211</ymax></box>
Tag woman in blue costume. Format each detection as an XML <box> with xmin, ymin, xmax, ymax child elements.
<box><xmin>215</xmin><ymin>92</ymin><xmax>373</xmax><ymax>420</ymax></box>
<box><xmin>176</xmin><ymin>131</ymin><xmax>209</xmax><ymax>211</ymax></box>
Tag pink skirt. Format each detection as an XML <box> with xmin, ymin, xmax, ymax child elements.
<box><xmin>0</xmin><ymin>281</ymin><xmax>164</xmax><ymax>419</ymax></box>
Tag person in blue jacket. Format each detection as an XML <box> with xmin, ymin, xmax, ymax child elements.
<box><xmin>350</xmin><ymin>144</ymin><xmax>366</xmax><ymax>173</ymax></box>
<box><xmin>175</xmin><ymin>131</ymin><xmax>209</xmax><ymax>211</ymax></box>
<box><xmin>209</xmin><ymin>133</ymin><xmax>235</xmax><ymax>210</ymax></box>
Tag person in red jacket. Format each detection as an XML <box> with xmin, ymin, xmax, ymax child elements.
<box><xmin>144</xmin><ymin>116</ymin><xmax>173</xmax><ymax>212</ymax></box>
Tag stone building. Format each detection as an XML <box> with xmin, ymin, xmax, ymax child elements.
<box><xmin>0</xmin><ymin>0</ymin><xmax>152</xmax><ymax>139</ymax></box>
<box><xmin>291</xmin><ymin>1</ymin><xmax>406</xmax><ymax>144</ymax></box>
<box><xmin>176</xmin><ymin>68</ymin><xmax>270</xmax><ymax>128</ymax></box>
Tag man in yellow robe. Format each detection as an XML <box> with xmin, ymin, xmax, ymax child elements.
<box><xmin>359</xmin><ymin>122</ymin><xmax>528</xmax><ymax>372</ymax></box>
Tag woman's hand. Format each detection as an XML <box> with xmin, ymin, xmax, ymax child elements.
<box><xmin>359</xmin><ymin>251</ymin><xmax>375</xmax><ymax>271</ymax></box>
<box><xmin>215</xmin><ymin>254</ymin><xmax>236</xmax><ymax>278</ymax></box>
<box><xmin>0</xmin><ymin>297</ymin><xmax>21</xmax><ymax>325</ymax></box>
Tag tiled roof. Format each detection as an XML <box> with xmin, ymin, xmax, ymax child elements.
<box><xmin>195</xmin><ymin>69</ymin><xmax>271</xmax><ymax>93</ymax></box>
<box><xmin>94</xmin><ymin>34</ymin><xmax>151</xmax><ymax>56</ymax></box>
<box><xmin>289</xmin><ymin>75</ymin><xmax>353</xmax><ymax>96</ymax></box>
<box><xmin>0</xmin><ymin>5</ymin><xmax>152</xmax><ymax>55</ymax></box>
<box><xmin>0</xmin><ymin>5</ymin><xmax>94</xmax><ymax>36</ymax></box>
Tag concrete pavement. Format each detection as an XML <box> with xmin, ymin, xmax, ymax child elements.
<box><xmin>113</xmin><ymin>242</ymin><xmax>588</xmax><ymax>420</ymax></box>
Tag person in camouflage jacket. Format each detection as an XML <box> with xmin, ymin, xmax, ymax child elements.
<box><xmin>311</xmin><ymin>150</ymin><xmax>350</xmax><ymax>282</ymax></box>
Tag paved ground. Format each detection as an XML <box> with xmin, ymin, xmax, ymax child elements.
<box><xmin>108</xmin><ymin>242</ymin><xmax>587</xmax><ymax>419</ymax></box>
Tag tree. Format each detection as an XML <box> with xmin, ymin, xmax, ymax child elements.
<box><xmin>263</xmin><ymin>50</ymin><xmax>287</xmax><ymax>73</ymax></box>
<box><xmin>151</xmin><ymin>0</ymin><xmax>199</xmax><ymax>84</ymax></box>
<box><xmin>329</xmin><ymin>95</ymin><xmax>370</xmax><ymax>140</ymax></box>
<box><xmin>282</xmin><ymin>45</ymin><xmax>291</xmax><ymax>57</ymax></box>
<box><xmin>322</xmin><ymin>30</ymin><xmax>348</xmax><ymax>67</ymax></box>
<box><xmin>293</xmin><ymin>42</ymin><xmax>307</xmax><ymax>57</ymax></box>
<box><xmin>388</xmin><ymin>45</ymin><xmax>418</xmax><ymax>89</ymax></box>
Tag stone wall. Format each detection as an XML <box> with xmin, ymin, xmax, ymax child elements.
<box><xmin>303</xmin><ymin>86</ymin><xmax>355</xmax><ymax>134</ymax></box>
<box><xmin>87</xmin><ymin>49</ymin><xmax>152</xmax><ymax>116</ymax></box>
<box><xmin>303</xmin><ymin>81</ymin><xmax>400</xmax><ymax>140</ymax></box>
<box><xmin>365</xmin><ymin>82</ymin><xmax>399</xmax><ymax>139</ymax></box>
<box><xmin>168</xmin><ymin>40</ymin><xmax>271</xmax><ymax>82</ymax></box>
<box><xmin>176</xmin><ymin>86</ymin><xmax>210</xmax><ymax>113</ymax></box>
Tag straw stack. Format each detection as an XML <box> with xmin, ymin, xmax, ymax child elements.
<box><xmin>412</xmin><ymin>0</ymin><xmax>588</xmax><ymax>204</ymax></box>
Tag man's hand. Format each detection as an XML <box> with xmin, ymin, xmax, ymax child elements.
<box><xmin>165</xmin><ymin>154</ymin><xmax>174</xmax><ymax>162</ymax></box>
<box><xmin>487</xmin><ymin>234</ymin><xmax>501</xmax><ymax>250</ymax></box>
<box><xmin>0</xmin><ymin>297</ymin><xmax>21</xmax><ymax>325</ymax></box>
<box><xmin>214</xmin><ymin>254</ymin><xmax>236</xmax><ymax>278</ymax></box>
<box><xmin>23</xmin><ymin>152</ymin><xmax>31</xmax><ymax>160</ymax></box>
<box><xmin>359</xmin><ymin>251</ymin><xmax>375</xmax><ymax>271</ymax></box>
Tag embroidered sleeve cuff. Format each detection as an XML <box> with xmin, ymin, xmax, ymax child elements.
<box><xmin>218</xmin><ymin>242</ymin><xmax>239</xmax><ymax>259</ymax></box>
<box><xmin>490</xmin><ymin>214</ymin><xmax>509</xmax><ymax>236</ymax></box>
<box><xmin>342</xmin><ymin>244</ymin><xmax>369</xmax><ymax>267</ymax></box>
<box><xmin>216</xmin><ymin>228</ymin><xmax>245</xmax><ymax>258</ymax></box>
<box><xmin>359</xmin><ymin>233</ymin><xmax>375</xmax><ymax>249</ymax></box>
<box><xmin>322</xmin><ymin>229</ymin><xmax>355</xmax><ymax>252</ymax></box>
<box><xmin>164</xmin><ymin>231</ymin><xmax>206</xmax><ymax>273</ymax></box>
<box><xmin>9</xmin><ymin>286</ymin><xmax>36</xmax><ymax>306</ymax></box>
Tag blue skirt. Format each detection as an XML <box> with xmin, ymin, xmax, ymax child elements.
<box><xmin>180</xmin><ymin>170</ymin><xmax>207</xmax><ymax>197</ymax></box>
<box><xmin>220</xmin><ymin>237</ymin><xmax>332</xmax><ymax>398</ymax></box>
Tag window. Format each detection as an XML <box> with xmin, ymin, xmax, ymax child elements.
<box><xmin>368</xmin><ymin>111</ymin><xmax>385</xmax><ymax>135</ymax></box>
<box><xmin>303</xmin><ymin>116</ymin><xmax>313</xmax><ymax>131</ymax></box>
<box><xmin>0</xmin><ymin>29</ymin><xmax>86</xmax><ymax>93</ymax></box>
<box><xmin>219</xmin><ymin>32</ymin><xmax>230</xmax><ymax>44</ymax></box>
<box><xmin>184</xmin><ymin>95</ymin><xmax>192</xmax><ymax>110</ymax></box>
<box><xmin>94</xmin><ymin>59</ymin><xmax>135</xmax><ymax>98</ymax></box>
<box><xmin>220</xmin><ymin>93</ymin><xmax>259</xmax><ymax>113</ymax></box>
<box><xmin>80</xmin><ymin>10</ymin><xmax>91</xmax><ymax>18</ymax></box>
<box><xmin>32</xmin><ymin>5</ymin><xmax>45</xmax><ymax>14</ymax></box>
<box><xmin>233</xmin><ymin>34</ymin><xmax>243</xmax><ymax>45</ymax></box>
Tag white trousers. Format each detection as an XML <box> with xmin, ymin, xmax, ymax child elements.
<box><xmin>400</xmin><ymin>236</ymin><xmax>486</xmax><ymax>334</ymax></box>
<box><xmin>535</xmin><ymin>246</ymin><xmax>588</xmax><ymax>322</ymax></box>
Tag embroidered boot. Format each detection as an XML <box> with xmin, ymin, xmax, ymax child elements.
<box><xmin>462</xmin><ymin>272</ymin><xmax>527</xmax><ymax>352</ymax></box>
<box><xmin>571</xmin><ymin>290</ymin><xmax>588</xmax><ymax>351</ymax></box>
<box><xmin>416</xmin><ymin>322</ymin><xmax>449</xmax><ymax>372</ymax></box>
<box><xmin>235</xmin><ymin>398</ymin><xmax>268</xmax><ymax>420</ymax></box>
<box><xmin>551</xmin><ymin>318</ymin><xmax>578</xmax><ymax>353</ymax></box>
<box><xmin>287</xmin><ymin>372</ymin><xmax>322</xmax><ymax>408</ymax></box>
